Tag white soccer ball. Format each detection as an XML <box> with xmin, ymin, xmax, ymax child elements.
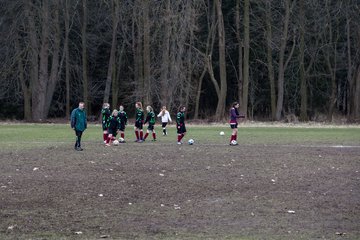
<box><xmin>113</xmin><ymin>140</ymin><xmax>119</xmax><ymax>145</ymax></box>
<box><xmin>219</xmin><ymin>131</ymin><xmax>225</xmax><ymax>136</ymax></box>
<box><xmin>230</xmin><ymin>140</ymin><xmax>238</xmax><ymax>145</ymax></box>
<box><xmin>118</xmin><ymin>137</ymin><xmax>125</xmax><ymax>143</ymax></box>
<box><xmin>188</xmin><ymin>139</ymin><xmax>194</xmax><ymax>145</ymax></box>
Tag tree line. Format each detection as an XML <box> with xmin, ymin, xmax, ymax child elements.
<box><xmin>0</xmin><ymin>0</ymin><xmax>359</xmax><ymax>122</ymax></box>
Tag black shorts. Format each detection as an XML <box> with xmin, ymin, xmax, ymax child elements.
<box><xmin>147</xmin><ymin>123</ymin><xmax>155</xmax><ymax>131</ymax></box>
<box><xmin>177</xmin><ymin>124</ymin><xmax>186</xmax><ymax>134</ymax></box>
<box><xmin>162</xmin><ymin>122</ymin><xmax>168</xmax><ymax>128</ymax></box>
<box><xmin>102</xmin><ymin>123</ymin><xmax>107</xmax><ymax>131</ymax></box>
<box><xmin>108</xmin><ymin>128</ymin><xmax>118</xmax><ymax>136</ymax></box>
<box><xmin>135</xmin><ymin>121</ymin><xmax>143</xmax><ymax>130</ymax></box>
<box><xmin>230</xmin><ymin>123</ymin><xmax>238</xmax><ymax>129</ymax></box>
<box><xmin>119</xmin><ymin>124</ymin><xmax>125</xmax><ymax>132</ymax></box>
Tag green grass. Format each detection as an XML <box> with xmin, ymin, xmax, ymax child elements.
<box><xmin>0</xmin><ymin>123</ymin><xmax>359</xmax><ymax>150</ymax></box>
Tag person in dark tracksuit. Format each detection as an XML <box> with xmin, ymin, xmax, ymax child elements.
<box><xmin>71</xmin><ymin>102</ymin><xmax>87</xmax><ymax>151</ymax></box>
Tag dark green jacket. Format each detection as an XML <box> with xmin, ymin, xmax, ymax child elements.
<box><xmin>71</xmin><ymin>108</ymin><xmax>87</xmax><ymax>131</ymax></box>
<box><xmin>135</xmin><ymin>108</ymin><xmax>144</xmax><ymax>122</ymax></box>
<box><xmin>144</xmin><ymin>111</ymin><xmax>156</xmax><ymax>125</ymax></box>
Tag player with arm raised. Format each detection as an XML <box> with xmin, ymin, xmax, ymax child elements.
<box><xmin>157</xmin><ymin>106</ymin><xmax>172</xmax><ymax>136</ymax></box>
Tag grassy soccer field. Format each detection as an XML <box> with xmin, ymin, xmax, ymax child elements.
<box><xmin>0</xmin><ymin>123</ymin><xmax>359</xmax><ymax>239</ymax></box>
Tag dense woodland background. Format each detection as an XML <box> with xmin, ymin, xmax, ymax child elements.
<box><xmin>0</xmin><ymin>0</ymin><xmax>359</xmax><ymax>122</ymax></box>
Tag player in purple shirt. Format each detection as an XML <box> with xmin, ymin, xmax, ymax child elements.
<box><xmin>229</xmin><ymin>102</ymin><xmax>245</xmax><ymax>145</ymax></box>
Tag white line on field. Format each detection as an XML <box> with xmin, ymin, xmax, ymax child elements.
<box><xmin>2</xmin><ymin>141</ymin><xmax>360</xmax><ymax>149</ymax></box>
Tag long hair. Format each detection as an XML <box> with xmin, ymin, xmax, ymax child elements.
<box><xmin>146</xmin><ymin>106</ymin><xmax>153</xmax><ymax>112</ymax></box>
<box><xmin>111</xmin><ymin>110</ymin><xmax>118</xmax><ymax>116</ymax></box>
<box><xmin>161</xmin><ymin>106</ymin><xmax>166</xmax><ymax>116</ymax></box>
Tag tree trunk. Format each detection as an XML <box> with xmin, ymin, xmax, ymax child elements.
<box><xmin>235</xmin><ymin>0</ymin><xmax>243</xmax><ymax>105</ymax></box>
<box><xmin>275</xmin><ymin>0</ymin><xmax>291</xmax><ymax>121</ymax></box>
<box><xmin>143</xmin><ymin>0</ymin><xmax>151</xmax><ymax>106</ymax></box>
<box><xmin>265</xmin><ymin>0</ymin><xmax>276</xmax><ymax>120</ymax></box>
<box><xmin>133</xmin><ymin>2</ymin><xmax>144</xmax><ymax>103</ymax></box>
<box><xmin>346</xmin><ymin>12</ymin><xmax>354</xmax><ymax>120</ymax></box>
<box><xmin>24</xmin><ymin>2</ymin><xmax>39</xmax><ymax>121</ymax></box>
<box><xmin>33</xmin><ymin>0</ymin><xmax>50</xmax><ymax>121</ymax></box>
<box><xmin>325</xmin><ymin>0</ymin><xmax>338</xmax><ymax>122</ymax></box>
<box><xmin>44</xmin><ymin>2</ymin><xmax>61</xmax><ymax>117</ymax></box>
<box><xmin>214</xmin><ymin>0</ymin><xmax>227</xmax><ymax>120</ymax></box>
<box><xmin>82</xmin><ymin>0</ymin><xmax>89</xmax><ymax>113</ymax></box>
<box><xmin>299</xmin><ymin>0</ymin><xmax>308</xmax><ymax>121</ymax></box>
<box><xmin>15</xmin><ymin>36</ymin><xmax>32</xmax><ymax>121</ymax></box>
<box><xmin>103</xmin><ymin>0</ymin><xmax>119</xmax><ymax>104</ymax></box>
<box><xmin>113</xmin><ymin>43</ymin><xmax>125</xmax><ymax>108</ymax></box>
<box><xmin>241</xmin><ymin>0</ymin><xmax>250</xmax><ymax>115</ymax></box>
<box><xmin>354</xmin><ymin>65</ymin><xmax>360</xmax><ymax>119</ymax></box>
<box><xmin>65</xmin><ymin>0</ymin><xmax>70</xmax><ymax>119</ymax></box>
<box><xmin>160</xmin><ymin>0</ymin><xmax>171</xmax><ymax>107</ymax></box>
<box><xmin>194</xmin><ymin>68</ymin><xmax>207</xmax><ymax>119</ymax></box>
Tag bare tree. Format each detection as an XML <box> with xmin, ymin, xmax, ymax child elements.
<box><xmin>275</xmin><ymin>0</ymin><xmax>296</xmax><ymax>121</ymax></box>
<box><xmin>264</xmin><ymin>0</ymin><xmax>276</xmax><ymax>120</ymax></box>
<box><xmin>324</xmin><ymin>0</ymin><xmax>339</xmax><ymax>122</ymax></box>
<box><xmin>235</xmin><ymin>0</ymin><xmax>243</xmax><ymax>106</ymax></box>
<box><xmin>241</xmin><ymin>0</ymin><xmax>250</xmax><ymax>115</ymax></box>
<box><xmin>103</xmin><ymin>0</ymin><xmax>120</xmax><ymax>104</ymax></box>
<box><xmin>82</xmin><ymin>0</ymin><xmax>89</xmax><ymax>113</ymax></box>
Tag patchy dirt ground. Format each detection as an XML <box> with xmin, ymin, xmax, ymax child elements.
<box><xmin>0</xmin><ymin>139</ymin><xmax>359</xmax><ymax>239</ymax></box>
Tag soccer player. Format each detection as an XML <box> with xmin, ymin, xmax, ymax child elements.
<box><xmin>134</xmin><ymin>102</ymin><xmax>144</xmax><ymax>142</ymax></box>
<box><xmin>70</xmin><ymin>102</ymin><xmax>87</xmax><ymax>151</ymax></box>
<box><xmin>101</xmin><ymin>103</ymin><xmax>111</xmax><ymax>143</ymax></box>
<box><xmin>157</xmin><ymin>106</ymin><xmax>172</xmax><ymax>136</ymax></box>
<box><xmin>176</xmin><ymin>106</ymin><xmax>186</xmax><ymax>145</ymax></box>
<box><xmin>144</xmin><ymin>106</ymin><xmax>156</xmax><ymax>141</ymax></box>
<box><xmin>105</xmin><ymin>110</ymin><xmax>121</xmax><ymax>146</ymax></box>
<box><xmin>229</xmin><ymin>102</ymin><xmax>245</xmax><ymax>145</ymax></box>
<box><xmin>118</xmin><ymin>105</ymin><xmax>128</xmax><ymax>142</ymax></box>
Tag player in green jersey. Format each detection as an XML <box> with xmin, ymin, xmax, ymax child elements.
<box><xmin>101</xmin><ymin>103</ymin><xmax>111</xmax><ymax>143</ymax></box>
<box><xmin>144</xmin><ymin>106</ymin><xmax>157</xmax><ymax>141</ymax></box>
<box><xmin>134</xmin><ymin>102</ymin><xmax>144</xmax><ymax>142</ymax></box>
<box><xmin>105</xmin><ymin>110</ymin><xmax>121</xmax><ymax>146</ymax></box>
<box><xmin>176</xmin><ymin>106</ymin><xmax>186</xmax><ymax>144</ymax></box>
<box><xmin>118</xmin><ymin>105</ymin><xmax>128</xmax><ymax>142</ymax></box>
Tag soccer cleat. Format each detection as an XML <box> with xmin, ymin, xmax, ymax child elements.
<box><xmin>134</xmin><ymin>139</ymin><xmax>139</xmax><ymax>142</ymax></box>
<box><xmin>177</xmin><ymin>142</ymin><xmax>182</xmax><ymax>145</ymax></box>
<box><xmin>105</xmin><ymin>143</ymin><xmax>111</xmax><ymax>147</ymax></box>
<box><xmin>137</xmin><ymin>140</ymin><xmax>143</xmax><ymax>143</ymax></box>
<box><xmin>152</xmin><ymin>139</ymin><xmax>156</xmax><ymax>142</ymax></box>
